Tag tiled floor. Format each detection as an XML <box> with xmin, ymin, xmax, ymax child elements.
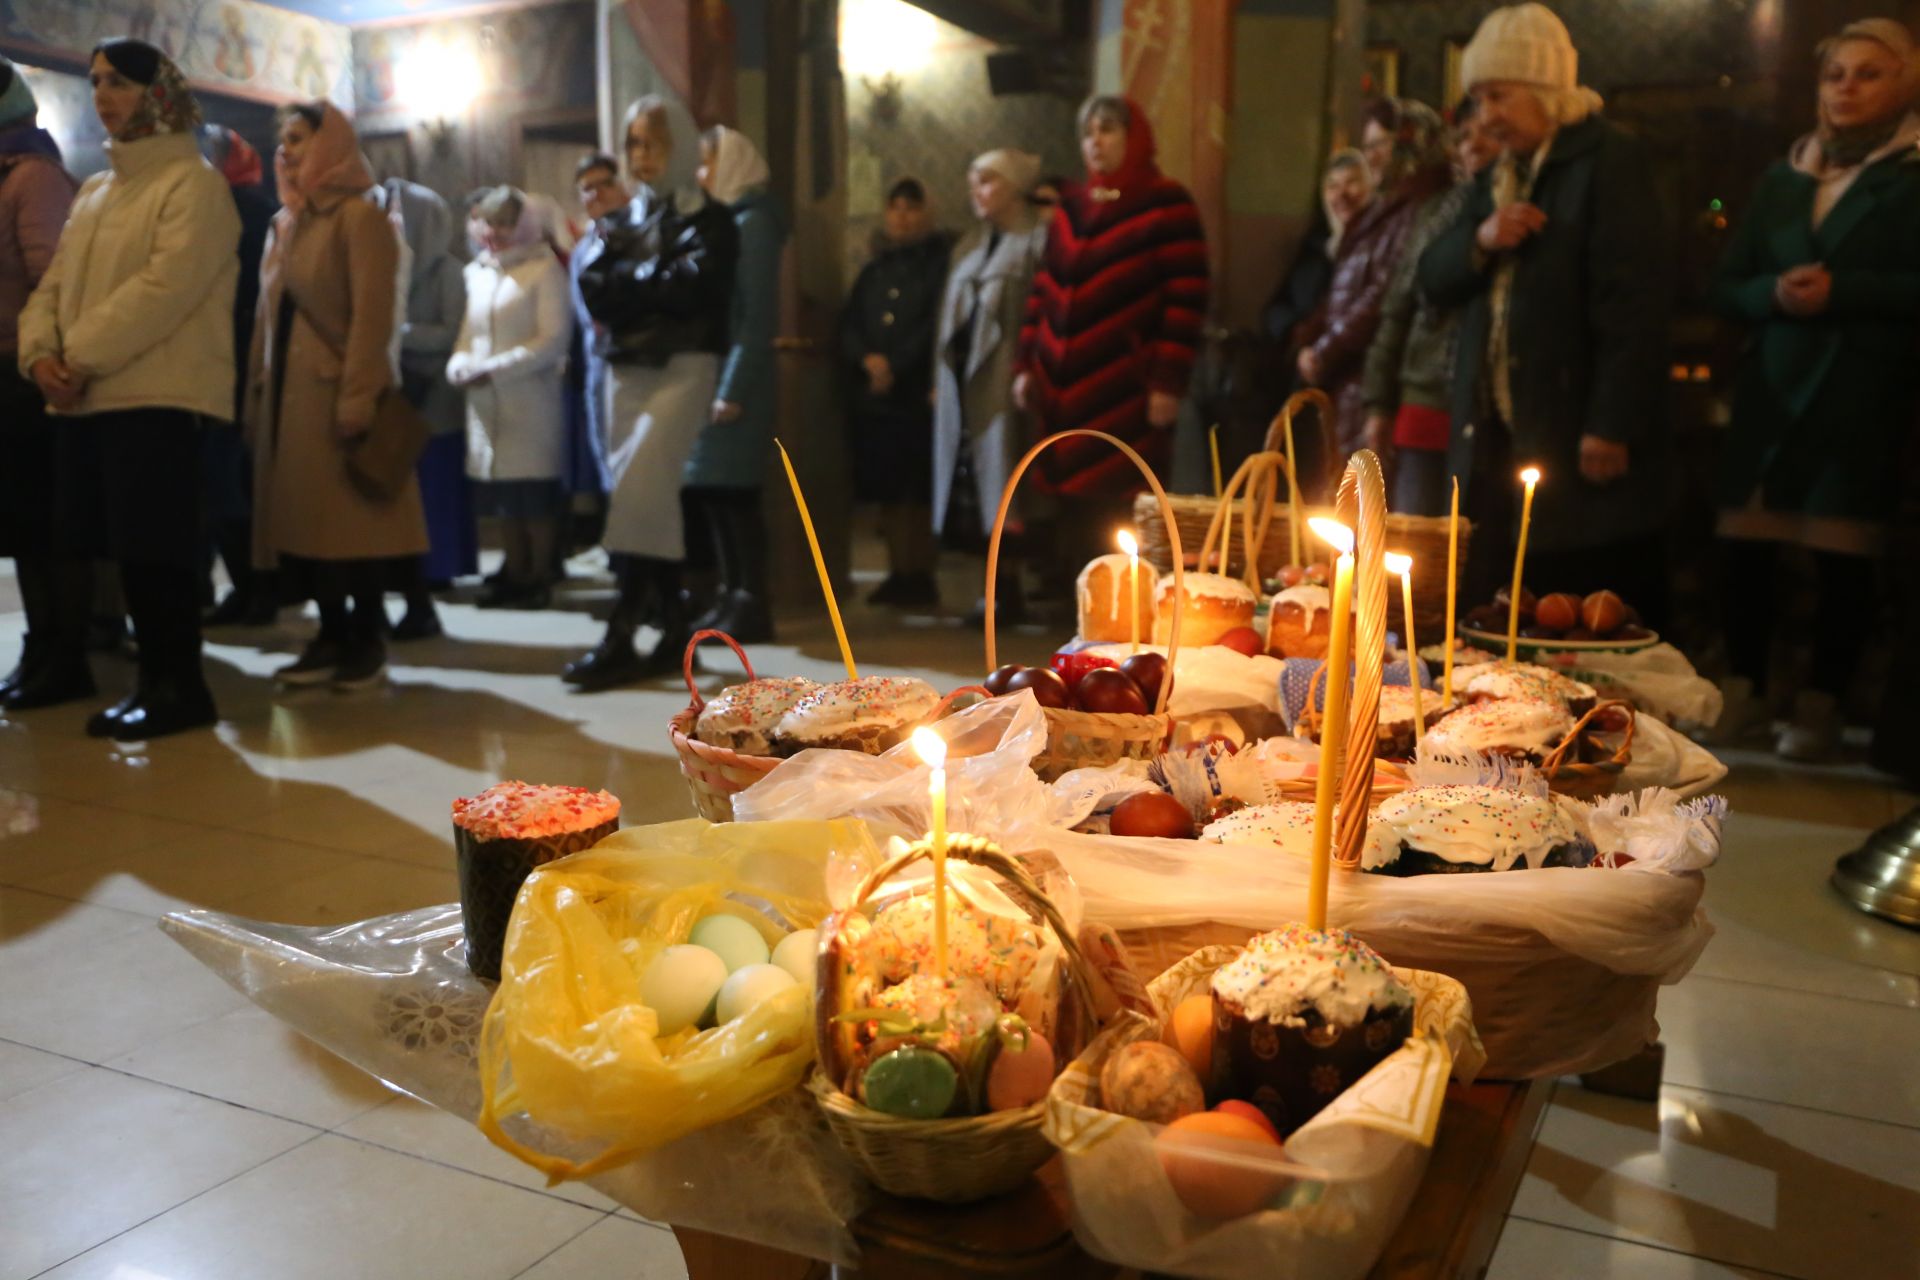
<box><xmin>1</xmin><ymin>549</ymin><xmax>1916</xmax><ymax>1279</ymax></box>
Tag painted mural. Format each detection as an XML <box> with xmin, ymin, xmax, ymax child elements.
<box><xmin>0</xmin><ymin>0</ymin><xmax>352</xmax><ymax>107</ymax></box>
<box><xmin>352</xmin><ymin>0</ymin><xmax>594</xmax><ymax>128</ymax></box>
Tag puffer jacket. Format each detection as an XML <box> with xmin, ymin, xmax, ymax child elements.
<box><xmin>1301</xmin><ymin>167</ymin><xmax>1448</xmax><ymax>457</ymax></box>
<box><xmin>0</xmin><ymin>128</ymin><xmax>74</xmax><ymax>355</ymax></box>
<box><xmin>17</xmin><ymin>132</ymin><xmax>239</xmax><ymax>421</ymax></box>
<box><xmin>1361</xmin><ymin>181</ymin><xmax>1475</xmax><ymax>420</ymax></box>
<box><xmin>573</xmin><ymin>184</ymin><xmax>738</xmax><ymax>367</ymax></box>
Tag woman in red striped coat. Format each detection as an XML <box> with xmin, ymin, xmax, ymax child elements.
<box><xmin>1013</xmin><ymin>95</ymin><xmax>1208</xmax><ymax>568</ymax></box>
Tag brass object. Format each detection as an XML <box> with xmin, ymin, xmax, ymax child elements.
<box><xmin>1831</xmin><ymin>804</ymin><xmax>1920</xmax><ymax>927</ymax></box>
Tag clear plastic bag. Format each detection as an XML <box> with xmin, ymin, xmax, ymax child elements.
<box><xmin>160</xmin><ymin>901</ymin><xmax>868</xmax><ymax>1264</ymax></box>
<box><xmin>1045</xmin><ymin>948</ymin><xmax>1483</xmax><ymax>1280</ymax></box>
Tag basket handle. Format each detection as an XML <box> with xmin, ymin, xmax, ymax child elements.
<box><xmin>1331</xmin><ymin>450</ymin><xmax>1389</xmax><ymax>870</ymax></box>
<box><xmin>1266</xmin><ymin>389</ymin><xmax>1337</xmax><ymax>497</ymax></box>
<box><xmin>1199</xmin><ymin>450</ymin><xmax>1294</xmax><ymax>588</ymax></box>
<box><xmin>933</xmin><ymin>684</ymin><xmax>992</xmax><ymax>718</ymax></box>
<box><xmin>1540</xmin><ymin>698</ymin><xmax>1637</xmax><ymax>777</ymax></box>
<box><xmin>682</xmin><ymin>629</ymin><xmax>757</xmax><ymax>712</ymax></box>
<box><xmin>985</xmin><ymin>430</ymin><xmax>1183</xmax><ymax>716</ymax></box>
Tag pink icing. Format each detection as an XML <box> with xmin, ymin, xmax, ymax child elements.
<box><xmin>451</xmin><ymin>781</ymin><xmax>620</xmax><ymax>841</ymax></box>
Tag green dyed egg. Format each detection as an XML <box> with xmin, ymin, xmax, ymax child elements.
<box><xmin>862</xmin><ymin>1048</ymin><xmax>959</xmax><ymax>1120</ymax></box>
<box><xmin>689</xmin><ymin>914</ymin><xmax>771</xmax><ymax>973</ymax></box>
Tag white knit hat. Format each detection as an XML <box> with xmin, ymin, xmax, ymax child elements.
<box><xmin>1460</xmin><ymin>3</ymin><xmax>1580</xmax><ymax>93</ymax></box>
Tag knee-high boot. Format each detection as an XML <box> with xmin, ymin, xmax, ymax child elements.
<box><xmin>561</xmin><ymin>554</ymin><xmax>647</xmax><ymax>690</ymax></box>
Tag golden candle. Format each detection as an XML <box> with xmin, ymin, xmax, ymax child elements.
<box><xmin>1284</xmin><ymin>416</ymin><xmax>1303</xmax><ymax>568</ymax></box>
<box><xmin>1117</xmin><ymin>529</ymin><xmax>1141</xmax><ymax>655</ymax></box>
<box><xmin>1443</xmin><ymin>477</ymin><xmax>1459</xmax><ymax>705</ymax></box>
<box><xmin>1506</xmin><ymin>467</ymin><xmax>1541</xmax><ymax>662</ymax></box>
<box><xmin>1306</xmin><ymin>518</ymin><xmax>1355</xmax><ymax>933</ymax></box>
<box><xmin>1386</xmin><ymin>552</ymin><xmax>1423</xmax><ymax>746</ymax></box>
<box><xmin>912</xmin><ymin>727</ymin><xmax>950</xmax><ymax>981</ymax></box>
<box><xmin>776</xmin><ymin>440</ymin><xmax>858</xmax><ymax>680</ymax></box>
<box><xmin>1208</xmin><ymin>425</ymin><xmax>1223</xmax><ymax>498</ymax></box>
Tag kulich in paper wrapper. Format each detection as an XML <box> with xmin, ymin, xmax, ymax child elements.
<box><xmin>452</xmin><ymin>782</ymin><xmax>620</xmax><ymax>980</ymax></box>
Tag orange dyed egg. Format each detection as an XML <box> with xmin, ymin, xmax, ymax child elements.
<box><xmin>1168</xmin><ymin>994</ymin><xmax>1214</xmax><ymax>1080</ymax></box>
<box><xmin>1155</xmin><ymin>1111</ymin><xmax>1284</xmax><ymax>1219</ymax></box>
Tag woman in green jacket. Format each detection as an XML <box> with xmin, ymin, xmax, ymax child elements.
<box><xmin>1712</xmin><ymin>19</ymin><xmax>1920</xmax><ymax>760</ymax></box>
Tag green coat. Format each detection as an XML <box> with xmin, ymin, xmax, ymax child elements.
<box><xmin>684</xmin><ymin>187</ymin><xmax>786</xmax><ymax>490</ymax></box>
<box><xmin>1712</xmin><ymin>142</ymin><xmax>1920</xmax><ymax>522</ymax></box>
<box><xmin>1419</xmin><ymin>115</ymin><xmax>1673</xmax><ymax>554</ymax></box>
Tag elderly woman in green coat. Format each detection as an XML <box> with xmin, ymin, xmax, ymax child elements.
<box><xmin>1712</xmin><ymin>19</ymin><xmax>1920</xmax><ymax>760</ymax></box>
<box><xmin>684</xmin><ymin>125</ymin><xmax>785</xmax><ymax>643</ymax></box>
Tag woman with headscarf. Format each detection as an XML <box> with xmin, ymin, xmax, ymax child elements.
<box><xmin>0</xmin><ymin>55</ymin><xmax>84</xmax><ymax>712</ymax></box>
<box><xmin>380</xmin><ymin>175</ymin><xmax>473</xmax><ymax>640</ymax></box>
<box><xmin>1419</xmin><ymin>4</ymin><xmax>1671</xmax><ymax>626</ymax></box>
<box><xmin>684</xmin><ymin>125</ymin><xmax>785</xmax><ymax>643</ymax></box>
<box><xmin>567</xmin><ymin>95</ymin><xmax>738</xmax><ymax>689</ymax></box>
<box><xmin>1711</xmin><ymin>19</ymin><xmax>1920</xmax><ymax>760</ymax></box>
<box><xmin>16</xmin><ymin>38</ymin><xmax>239</xmax><ymax>739</ymax></box>
<box><xmin>1295</xmin><ymin>98</ymin><xmax>1452</xmax><ymax>470</ymax></box>
<box><xmin>1013</xmin><ymin>96</ymin><xmax>1209</xmax><ymax>575</ymax></box>
<box><xmin>932</xmin><ymin>147</ymin><xmax>1048</xmax><ymax>623</ymax></box>
<box><xmin>1359</xmin><ymin>97</ymin><xmax>1502</xmax><ymax>515</ymax></box>
<box><xmin>448</xmin><ymin>185</ymin><xmax>574</xmax><ymax>609</ymax></box>
<box><xmin>246</xmin><ymin>100</ymin><xmax>423</xmax><ymax>692</ymax></box>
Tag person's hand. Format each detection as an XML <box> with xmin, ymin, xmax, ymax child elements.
<box><xmin>863</xmin><ymin>353</ymin><xmax>894</xmax><ymax>395</ymax></box>
<box><xmin>1012</xmin><ymin>372</ymin><xmax>1033</xmax><ymax>410</ymax></box>
<box><xmin>1579</xmin><ymin>434</ymin><xmax>1629</xmax><ymax>484</ymax></box>
<box><xmin>1363</xmin><ymin>410</ymin><xmax>1393</xmax><ymax>458</ymax></box>
<box><xmin>1775</xmin><ymin>263</ymin><xmax>1832</xmax><ymax>317</ymax></box>
<box><xmin>1476</xmin><ymin>202</ymin><xmax>1547</xmax><ymax>253</ymax></box>
<box><xmin>1147</xmin><ymin>390</ymin><xmax>1180</xmax><ymax>429</ymax></box>
<box><xmin>31</xmin><ymin>356</ymin><xmax>83</xmax><ymax>409</ymax></box>
<box><xmin>1295</xmin><ymin>346</ymin><xmax>1322</xmax><ymax>387</ymax></box>
<box><xmin>711</xmin><ymin>399</ymin><xmax>743</xmax><ymax>424</ymax></box>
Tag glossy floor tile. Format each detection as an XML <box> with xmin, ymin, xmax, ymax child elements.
<box><xmin>0</xmin><ymin>552</ymin><xmax>1915</xmax><ymax>1278</ymax></box>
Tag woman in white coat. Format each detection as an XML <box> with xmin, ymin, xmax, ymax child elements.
<box><xmin>931</xmin><ymin>148</ymin><xmax>1049</xmax><ymax>624</ymax></box>
<box><xmin>448</xmin><ymin>186</ymin><xmax>573</xmax><ymax>609</ymax></box>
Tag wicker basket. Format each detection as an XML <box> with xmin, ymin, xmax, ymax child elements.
<box><xmin>811</xmin><ymin>835</ymin><xmax>1097</xmax><ymax>1202</ymax></box>
<box><xmin>668</xmin><ymin>631</ymin><xmax>783</xmax><ymax>823</ymax></box>
<box><xmin>985</xmin><ymin>429</ymin><xmax>1183</xmax><ymax>781</ymax></box>
<box><xmin>1540</xmin><ymin>700</ymin><xmax>1636</xmax><ymax>800</ymax></box>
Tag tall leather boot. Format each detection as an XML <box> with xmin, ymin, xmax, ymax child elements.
<box><xmin>709</xmin><ymin>492</ymin><xmax>774</xmax><ymax>643</ymax></box>
<box><xmin>562</xmin><ymin>555</ymin><xmax>647</xmax><ymax>691</ymax></box>
<box><xmin>690</xmin><ymin>493</ymin><xmax>736</xmax><ymax>633</ymax></box>
<box><xmin>106</xmin><ymin>563</ymin><xmax>215</xmax><ymax>741</ymax></box>
<box><xmin>636</xmin><ymin>557</ymin><xmax>691</xmax><ymax>678</ymax></box>
<box><xmin>7</xmin><ymin>555</ymin><xmax>97</xmax><ymax>712</ymax></box>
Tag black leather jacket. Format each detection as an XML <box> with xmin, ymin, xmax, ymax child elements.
<box><xmin>575</xmin><ymin>185</ymin><xmax>739</xmax><ymax>367</ymax></box>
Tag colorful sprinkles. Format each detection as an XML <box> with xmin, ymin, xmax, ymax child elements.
<box><xmin>450</xmin><ymin>781</ymin><xmax>620</xmax><ymax>842</ymax></box>
<box><xmin>1211</xmin><ymin>924</ymin><xmax>1413</xmax><ymax>1028</ymax></box>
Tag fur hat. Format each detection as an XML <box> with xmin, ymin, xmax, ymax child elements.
<box><xmin>1461</xmin><ymin>4</ymin><xmax>1579</xmax><ymax>93</ymax></box>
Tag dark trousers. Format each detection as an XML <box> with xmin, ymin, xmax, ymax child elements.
<box><xmin>1721</xmin><ymin>537</ymin><xmax>1873</xmax><ymax>698</ymax></box>
<box><xmin>683</xmin><ymin>486</ymin><xmax>769</xmax><ymax>600</ymax></box>
<box><xmin>1</xmin><ymin>368</ymin><xmax>90</xmax><ymax>675</ymax></box>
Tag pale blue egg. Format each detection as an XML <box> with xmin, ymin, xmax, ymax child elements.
<box><xmin>770</xmin><ymin>928</ymin><xmax>818</xmax><ymax>985</ymax></box>
<box><xmin>689</xmin><ymin>914</ymin><xmax>771</xmax><ymax>973</ymax></box>
<box><xmin>640</xmin><ymin>944</ymin><xmax>729</xmax><ymax>1036</ymax></box>
<box><xmin>714</xmin><ymin>963</ymin><xmax>798</xmax><ymax>1025</ymax></box>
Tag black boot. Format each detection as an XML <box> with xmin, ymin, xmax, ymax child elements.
<box><xmin>0</xmin><ymin>633</ymin><xmax>35</xmax><ymax>701</ymax></box>
<box><xmin>563</xmin><ymin>558</ymin><xmax>647</xmax><ymax>691</ymax></box>
<box><xmin>712</xmin><ymin>493</ymin><xmax>774</xmax><ymax>642</ymax></box>
<box><xmin>110</xmin><ymin>565</ymin><xmax>215</xmax><ymax>741</ymax></box>
<box><xmin>709</xmin><ymin>588</ymin><xmax>775</xmax><ymax>644</ymax></box>
<box><xmin>5</xmin><ymin>556</ymin><xmax>95</xmax><ymax>711</ymax></box>
<box><xmin>636</xmin><ymin>558</ymin><xmax>691</xmax><ymax>678</ymax></box>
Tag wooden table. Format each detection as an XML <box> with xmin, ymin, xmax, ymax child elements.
<box><xmin>673</xmin><ymin>1078</ymin><xmax>1548</xmax><ymax>1280</ymax></box>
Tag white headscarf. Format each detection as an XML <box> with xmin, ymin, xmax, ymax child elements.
<box><xmin>622</xmin><ymin>93</ymin><xmax>706</xmax><ymax>213</ymax></box>
<box><xmin>702</xmin><ymin>125</ymin><xmax>771</xmax><ymax>205</ymax></box>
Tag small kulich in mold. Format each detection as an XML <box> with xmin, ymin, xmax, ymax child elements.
<box><xmin>1207</xmin><ymin>924</ymin><xmax>1414</xmax><ymax>1136</ymax></box>
<box><xmin>452</xmin><ymin>782</ymin><xmax>621</xmax><ymax>981</ymax></box>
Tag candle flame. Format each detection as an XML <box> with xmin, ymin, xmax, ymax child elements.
<box><xmin>1384</xmin><ymin>552</ymin><xmax>1413</xmax><ymax>576</ymax></box>
<box><xmin>911</xmin><ymin>726</ymin><xmax>947</xmax><ymax>770</ymax></box>
<box><xmin>1520</xmin><ymin>466</ymin><xmax>1541</xmax><ymax>485</ymax></box>
<box><xmin>1308</xmin><ymin>516</ymin><xmax>1354</xmax><ymax>554</ymax></box>
<box><xmin>1116</xmin><ymin>529</ymin><xmax>1138</xmax><ymax>557</ymax></box>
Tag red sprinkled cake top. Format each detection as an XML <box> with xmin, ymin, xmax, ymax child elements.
<box><xmin>451</xmin><ymin>782</ymin><xmax>620</xmax><ymax>841</ymax></box>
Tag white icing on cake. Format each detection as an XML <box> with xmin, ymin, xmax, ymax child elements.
<box><xmin>1210</xmin><ymin>925</ymin><xmax>1412</xmax><ymax>1027</ymax></box>
<box><xmin>1375</xmin><ymin>685</ymin><xmax>1437</xmax><ymax>729</ymax></box>
<box><xmin>1425</xmin><ymin>696</ymin><xmax>1572</xmax><ymax>760</ymax></box>
<box><xmin>1199</xmin><ymin>801</ymin><xmax>1322</xmax><ymax>853</ymax></box>
<box><xmin>1077</xmin><ymin>554</ymin><xmax>1145</xmax><ymax>630</ymax></box>
<box><xmin>1365</xmin><ymin>783</ymin><xmax>1578</xmax><ymax>872</ymax></box>
<box><xmin>1465</xmin><ymin>662</ymin><xmax>1595</xmax><ymax>710</ymax></box>
<box><xmin>773</xmin><ymin>676</ymin><xmax>941</xmax><ymax>746</ymax></box>
<box><xmin>1155</xmin><ymin>571</ymin><xmax>1259</xmax><ymax>607</ymax></box>
<box><xmin>1267</xmin><ymin>584</ymin><xmax>1330</xmax><ymax>631</ymax></box>
<box><xmin>696</xmin><ymin>677</ymin><xmax>819</xmax><ymax>755</ymax></box>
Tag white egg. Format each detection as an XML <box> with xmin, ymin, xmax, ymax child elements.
<box><xmin>640</xmin><ymin>944</ymin><xmax>729</xmax><ymax>1036</ymax></box>
<box><xmin>770</xmin><ymin>929</ymin><xmax>818</xmax><ymax>985</ymax></box>
<box><xmin>688</xmin><ymin>914</ymin><xmax>771</xmax><ymax>973</ymax></box>
<box><xmin>714</xmin><ymin>963</ymin><xmax>797</xmax><ymax>1025</ymax></box>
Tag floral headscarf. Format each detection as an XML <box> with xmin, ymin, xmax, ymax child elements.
<box><xmin>93</xmin><ymin>38</ymin><xmax>201</xmax><ymax>143</ymax></box>
<box><xmin>1377</xmin><ymin>99</ymin><xmax>1450</xmax><ymax>195</ymax></box>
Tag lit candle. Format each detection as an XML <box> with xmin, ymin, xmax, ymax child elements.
<box><xmin>1284</xmin><ymin>415</ymin><xmax>1303</xmax><ymax>569</ymax></box>
<box><xmin>1208</xmin><ymin>425</ymin><xmax>1223</xmax><ymax>498</ymax></box>
<box><xmin>777</xmin><ymin>440</ymin><xmax>858</xmax><ymax>680</ymax></box>
<box><xmin>1443</xmin><ymin>477</ymin><xmax>1459</xmax><ymax>705</ymax></box>
<box><xmin>1306</xmin><ymin>517</ymin><xmax>1355</xmax><ymax>933</ymax></box>
<box><xmin>1506</xmin><ymin>467</ymin><xmax>1541</xmax><ymax>662</ymax></box>
<box><xmin>1117</xmin><ymin>529</ymin><xmax>1141</xmax><ymax>655</ymax></box>
<box><xmin>912</xmin><ymin>727</ymin><xmax>950</xmax><ymax>981</ymax></box>
<box><xmin>1386</xmin><ymin>552</ymin><xmax>1423</xmax><ymax>747</ymax></box>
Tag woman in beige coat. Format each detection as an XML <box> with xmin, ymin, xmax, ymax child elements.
<box><xmin>247</xmin><ymin>101</ymin><xmax>424</xmax><ymax>690</ymax></box>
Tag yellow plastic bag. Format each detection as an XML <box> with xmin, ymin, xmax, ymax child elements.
<box><xmin>477</xmin><ymin>817</ymin><xmax>877</xmax><ymax>1179</ymax></box>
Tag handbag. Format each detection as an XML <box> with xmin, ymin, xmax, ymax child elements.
<box><xmin>294</xmin><ymin>299</ymin><xmax>431</xmax><ymax>501</ymax></box>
